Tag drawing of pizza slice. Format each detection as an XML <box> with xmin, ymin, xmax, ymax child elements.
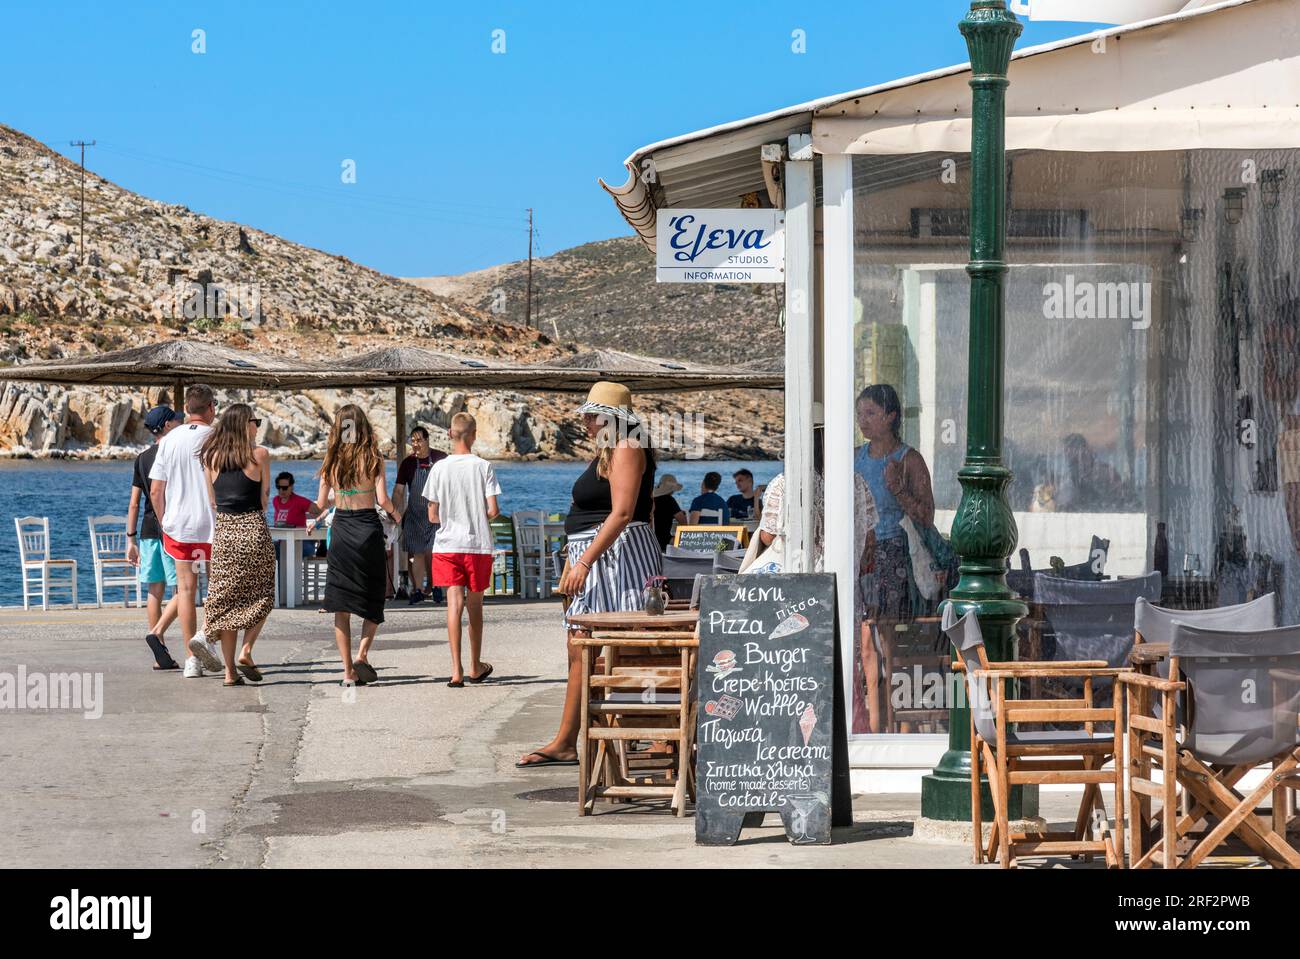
<box><xmin>770</xmin><ymin>613</ymin><xmax>809</xmax><ymax>640</ymax></box>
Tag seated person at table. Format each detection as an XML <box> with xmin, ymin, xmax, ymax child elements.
<box><xmin>651</xmin><ymin>473</ymin><xmax>687</xmax><ymax>551</ymax></box>
<box><xmin>688</xmin><ymin>471</ymin><xmax>730</xmax><ymax>525</ymax></box>
<box><xmin>270</xmin><ymin>471</ymin><xmax>319</xmax><ymax>558</ymax></box>
<box><xmin>726</xmin><ymin>468</ymin><xmax>764</xmax><ymax>520</ymax></box>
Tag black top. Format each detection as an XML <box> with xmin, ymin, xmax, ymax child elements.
<box><xmin>727</xmin><ymin>492</ymin><xmax>756</xmax><ymax>520</ymax></box>
<box><xmin>132</xmin><ymin>444</ymin><xmax>162</xmax><ymax>539</ymax></box>
<box><xmin>213</xmin><ymin>467</ymin><xmax>262</xmax><ymax>515</ymax></box>
<box><xmin>652</xmin><ymin>494</ymin><xmax>681</xmax><ymax>551</ymax></box>
<box><xmin>565</xmin><ymin>449</ymin><xmax>656</xmax><ymax>535</ymax></box>
<box><xmin>396</xmin><ymin>451</ymin><xmax>447</xmax><ymax>486</ymax></box>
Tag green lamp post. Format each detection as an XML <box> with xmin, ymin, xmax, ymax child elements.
<box><xmin>920</xmin><ymin>0</ymin><xmax>1035</xmax><ymax>822</ymax></box>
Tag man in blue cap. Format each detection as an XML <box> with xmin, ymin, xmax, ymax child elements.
<box><xmin>127</xmin><ymin>404</ymin><xmax>182</xmax><ymax>669</ymax></box>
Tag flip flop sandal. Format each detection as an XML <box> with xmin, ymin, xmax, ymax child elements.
<box><xmin>466</xmin><ymin>662</ymin><xmax>494</xmax><ymax>684</ymax></box>
<box><xmin>236</xmin><ymin>662</ymin><xmax>263</xmax><ymax>683</ymax></box>
<box><xmin>223</xmin><ymin>676</ymin><xmax>245</xmax><ymax>687</ymax></box>
<box><xmin>353</xmin><ymin>661</ymin><xmax>378</xmax><ymax>685</ymax></box>
<box><xmin>447</xmin><ymin>678</ymin><xmax>465</xmax><ymax>688</ymax></box>
<box><xmin>515</xmin><ymin>750</ymin><xmax>579</xmax><ymax>768</ymax></box>
<box><xmin>145</xmin><ymin>633</ymin><xmax>178</xmax><ymax>670</ymax></box>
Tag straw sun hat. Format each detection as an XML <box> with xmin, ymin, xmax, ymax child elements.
<box><xmin>576</xmin><ymin>380</ymin><xmax>641</xmax><ymax>427</ymax></box>
<box><xmin>652</xmin><ymin>474</ymin><xmax>683</xmax><ymax>497</ymax></box>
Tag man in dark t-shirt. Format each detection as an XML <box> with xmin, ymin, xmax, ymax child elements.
<box><xmin>127</xmin><ymin>405</ymin><xmax>182</xmax><ymax>668</ymax></box>
<box><xmin>726</xmin><ymin>468</ymin><xmax>764</xmax><ymax>520</ymax></box>
<box><xmin>688</xmin><ymin>471</ymin><xmax>730</xmax><ymax>525</ymax></box>
<box><xmin>392</xmin><ymin>426</ymin><xmax>449</xmax><ymax>603</ymax></box>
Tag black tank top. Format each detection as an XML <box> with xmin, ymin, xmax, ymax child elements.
<box><xmin>565</xmin><ymin>449</ymin><xmax>655</xmax><ymax>535</ymax></box>
<box><xmin>214</xmin><ymin>467</ymin><xmax>262</xmax><ymax>515</ymax></box>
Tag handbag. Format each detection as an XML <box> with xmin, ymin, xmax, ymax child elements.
<box><xmin>895</xmin><ymin>455</ymin><xmax>960</xmax><ymax>602</ymax></box>
<box><xmin>739</xmin><ymin>524</ymin><xmax>783</xmax><ymax>574</ymax></box>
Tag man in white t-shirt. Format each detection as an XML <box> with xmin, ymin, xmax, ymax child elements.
<box><xmin>423</xmin><ymin>412</ymin><xmax>502</xmax><ymax>687</ymax></box>
<box><xmin>148</xmin><ymin>383</ymin><xmax>221</xmax><ymax>679</ymax></box>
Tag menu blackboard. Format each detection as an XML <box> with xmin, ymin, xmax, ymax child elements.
<box><xmin>694</xmin><ymin>573</ymin><xmax>848</xmax><ymax>845</ymax></box>
<box><xmin>673</xmin><ymin>525</ymin><xmax>748</xmax><ymax>553</ymax></box>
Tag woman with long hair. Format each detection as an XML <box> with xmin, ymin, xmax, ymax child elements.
<box><xmin>200</xmin><ymin>403</ymin><xmax>274</xmax><ymax>686</ymax></box>
<box><xmin>310</xmin><ymin>404</ymin><xmax>400</xmax><ymax>686</ymax></box>
<box><xmin>518</xmin><ymin>381</ymin><xmax>661</xmax><ymax>768</ymax></box>
<box><xmin>855</xmin><ymin>383</ymin><xmax>939</xmax><ymax>732</ymax></box>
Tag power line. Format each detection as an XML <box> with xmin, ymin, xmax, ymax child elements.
<box><xmin>92</xmin><ymin>143</ymin><xmax>532</xmax><ymax>231</ymax></box>
<box><xmin>525</xmin><ymin>207</ymin><xmax>533</xmax><ymax>330</ymax></box>
<box><xmin>70</xmin><ymin>139</ymin><xmax>95</xmax><ymax>264</ymax></box>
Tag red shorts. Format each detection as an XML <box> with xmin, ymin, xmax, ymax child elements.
<box><xmin>162</xmin><ymin>533</ymin><xmax>212</xmax><ymax>564</ymax></box>
<box><xmin>430</xmin><ymin>552</ymin><xmax>493</xmax><ymax>592</ymax></box>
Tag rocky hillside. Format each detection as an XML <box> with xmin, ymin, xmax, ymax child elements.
<box><xmin>405</xmin><ymin>237</ymin><xmax>785</xmax><ymax>366</ymax></box>
<box><xmin>0</xmin><ymin>125</ymin><xmax>782</xmax><ymax>461</ymax></box>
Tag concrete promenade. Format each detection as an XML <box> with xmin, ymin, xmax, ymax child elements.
<box><xmin>0</xmin><ymin>599</ymin><xmax>1090</xmax><ymax>868</ymax></box>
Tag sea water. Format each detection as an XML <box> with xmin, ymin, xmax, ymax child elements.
<box><xmin>0</xmin><ymin>458</ymin><xmax>780</xmax><ymax>608</ymax></box>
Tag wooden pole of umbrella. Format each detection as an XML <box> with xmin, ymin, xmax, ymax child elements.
<box><xmin>395</xmin><ymin>384</ymin><xmax>406</xmax><ymax>449</ymax></box>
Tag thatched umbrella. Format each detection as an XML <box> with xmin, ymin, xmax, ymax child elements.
<box><xmin>0</xmin><ymin>340</ymin><xmax>329</xmax><ymax>406</ymax></box>
<box><xmin>0</xmin><ymin>339</ymin><xmax>784</xmax><ymax>438</ymax></box>
<box><xmin>310</xmin><ymin>345</ymin><xmax>558</xmax><ymax>438</ymax></box>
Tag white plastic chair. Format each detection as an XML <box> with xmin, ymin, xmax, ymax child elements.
<box><xmin>87</xmin><ymin>515</ymin><xmax>141</xmax><ymax>608</ymax></box>
<box><xmin>513</xmin><ymin>509</ymin><xmax>550</xmax><ymax>599</ymax></box>
<box><xmin>696</xmin><ymin>507</ymin><xmax>724</xmax><ymax>525</ymax></box>
<box><xmin>14</xmin><ymin>516</ymin><xmax>78</xmax><ymax>610</ymax></box>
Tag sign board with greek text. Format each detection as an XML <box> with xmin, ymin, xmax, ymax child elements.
<box><xmin>673</xmin><ymin>525</ymin><xmax>749</xmax><ymax>553</ymax></box>
<box><xmin>694</xmin><ymin>573</ymin><xmax>849</xmax><ymax>845</ymax></box>
<box><xmin>656</xmin><ymin>209</ymin><xmax>785</xmax><ymax>284</ymax></box>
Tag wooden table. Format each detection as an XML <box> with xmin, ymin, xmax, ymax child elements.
<box><xmin>1129</xmin><ymin>643</ymin><xmax>1169</xmax><ymax>670</ymax></box>
<box><xmin>268</xmin><ymin>526</ymin><xmax>325</xmax><ymax>609</ymax></box>
<box><xmin>269</xmin><ymin>524</ymin><xmax>400</xmax><ymax>609</ymax></box>
<box><xmin>574</xmin><ymin>628</ymin><xmax>699</xmax><ymax>816</ymax></box>
<box><xmin>567</xmin><ymin>610</ymin><xmax>699</xmax><ymax>632</ymax></box>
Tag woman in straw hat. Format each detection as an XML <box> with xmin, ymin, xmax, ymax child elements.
<box><xmin>650</xmin><ymin>472</ymin><xmax>686</xmax><ymax>552</ymax></box>
<box><xmin>517</xmin><ymin>381</ymin><xmax>661</xmax><ymax>768</ymax></box>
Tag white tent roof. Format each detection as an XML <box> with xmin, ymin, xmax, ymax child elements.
<box><xmin>602</xmin><ymin>0</ymin><xmax>1296</xmax><ymax>248</ymax></box>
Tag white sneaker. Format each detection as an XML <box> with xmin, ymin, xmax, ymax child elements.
<box><xmin>188</xmin><ymin>632</ymin><xmax>221</xmax><ymax>672</ymax></box>
<box><xmin>182</xmin><ymin>656</ymin><xmax>203</xmax><ymax>679</ymax></box>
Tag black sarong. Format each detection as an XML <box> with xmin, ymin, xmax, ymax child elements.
<box><xmin>323</xmin><ymin>508</ymin><xmax>386</xmax><ymax>624</ymax></box>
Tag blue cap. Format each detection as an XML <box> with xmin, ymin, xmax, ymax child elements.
<box><xmin>144</xmin><ymin>405</ymin><xmax>181</xmax><ymax>434</ymax></box>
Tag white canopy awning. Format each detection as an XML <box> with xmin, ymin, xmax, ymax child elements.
<box><xmin>601</xmin><ymin>0</ymin><xmax>1296</xmax><ymax>247</ymax></box>
<box><xmin>815</xmin><ymin>0</ymin><xmax>1300</xmax><ymax>155</ymax></box>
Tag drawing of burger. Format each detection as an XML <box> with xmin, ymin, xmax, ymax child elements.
<box><xmin>706</xmin><ymin>649</ymin><xmax>741</xmax><ymax>679</ymax></box>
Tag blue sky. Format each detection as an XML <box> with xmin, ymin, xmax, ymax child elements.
<box><xmin>3</xmin><ymin>1</ymin><xmax>1086</xmax><ymax>277</ymax></box>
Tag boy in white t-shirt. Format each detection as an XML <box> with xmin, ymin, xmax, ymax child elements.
<box><xmin>423</xmin><ymin>413</ymin><xmax>502</xmax><ymax>687</ymax></box>
<box><xmin>148</xmin><ymin>384</ymin><xmax>221</xmax><ymax>679</ymax></box>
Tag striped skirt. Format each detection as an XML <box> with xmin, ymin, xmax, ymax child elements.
<box><xmin>564</xmin><ymin>521</ymin><xmax>662</xmax><ymax>628</ymax></box>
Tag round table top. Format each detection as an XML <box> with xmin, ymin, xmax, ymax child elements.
<box><xmin>566</xmin><ymin>609</ymin><xmax>698</xmax><ymax>631</ymax></box>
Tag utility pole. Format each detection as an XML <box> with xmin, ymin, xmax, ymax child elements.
<box><xmin>70</xmin><ymin>140</ymin><xmax>96</xmax><ymax>264</ymax></box>
<box><xmin>525</xmin><ymin>207</ymin><xmax>534</xmax><ymax>329</ymax></box>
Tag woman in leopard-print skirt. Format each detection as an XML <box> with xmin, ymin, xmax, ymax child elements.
<box><xmin>200</xmin><ymin>404</ymin><xmax>275</xmax><ymax>686</ymax></box>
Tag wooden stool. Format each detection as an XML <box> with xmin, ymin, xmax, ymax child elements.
<box><xmin>574</xmin><ymin>630</ymin><xmax>699</xmax><ymax>816</ymax></box>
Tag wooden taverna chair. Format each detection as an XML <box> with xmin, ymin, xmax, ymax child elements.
<box><xmin>945</xmin><ymin>605</ymin><xmax>1127</xmax><ymax>868</ymax></box>
<box><xmin>1120</xmin><ymin>621</ymin><xmax>1300</xmax><ymax>869</ymax></box>
<box><xmin>574</xmin><ymin>628</ymin><xmax>698</xmax><ymax>816</ymax></box>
